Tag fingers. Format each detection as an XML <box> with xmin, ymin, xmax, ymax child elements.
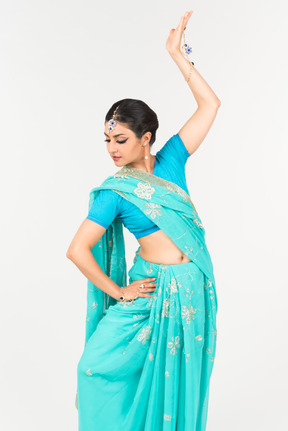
<box><xmin>136</xmin><ymin>277</ymin><xmax>157</xmax><ymax>297</ymax></box>
<box><xmin>177</xmin><ymin>10</ymin><xmax>193</xmax><ymax>33</ymax></box>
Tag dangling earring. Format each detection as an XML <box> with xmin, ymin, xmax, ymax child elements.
<box><xmin>143</xmin><ymin>141</ymin><xmax>148</xmax><ymax>159</ymax></box>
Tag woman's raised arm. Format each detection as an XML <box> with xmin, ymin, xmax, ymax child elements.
<box><xmin>166</xmin><ymin>11</ymin><xmax>221</xmax><ymax>156</ymax></box>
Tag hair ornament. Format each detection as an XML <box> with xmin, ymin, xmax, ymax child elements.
<box><xmin>108</xmin><ymin>105</ymin><xmax>120</xmax><ymax>133</ymax></box>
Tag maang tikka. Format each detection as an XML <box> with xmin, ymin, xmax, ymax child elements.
<box><xmin>108</xmin><ymin>105</ymin><xmax>120</xmax><ymax>133</ymax></box>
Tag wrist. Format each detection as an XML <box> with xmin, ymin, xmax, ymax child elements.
<box><xmin>118</xmin><ymin>286</ymin><xmax>126</xmax><ymax>302</ymax></box>
<box><xmin>169</xmin><ymin>49</ymin><xmax>184</xmax><ymax>61</ymax></box>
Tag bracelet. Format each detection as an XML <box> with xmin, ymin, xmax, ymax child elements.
<box><xmin>186</xmin><ymin>62</ymin><xmax>194</xmax><ymax>83</ymax></box>
<box><xmin>119</xmin><ymin>286</ymin><xmax>140</xmax><ymax>303</ymax></box>
<box><xmin>119</xmin><ymin>286</ymin><xmax>133</xmax><ymax>303</ymax></box>
<box><xmin>181</xmin><ymin>26</ymin><xmax>195</xmax><ymax>83</ymax></box>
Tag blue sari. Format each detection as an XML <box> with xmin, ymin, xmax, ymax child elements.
<box><xmin>76</xmin><ymin>165</ymin><xmax>218</xmax><ymax>430</ymax></box>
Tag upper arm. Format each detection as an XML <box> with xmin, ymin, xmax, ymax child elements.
<box><xmin>178</xmin><ymin>104</ymin><xmax>221</xmax><ymax>156</ymax></box>
<box><xmin>66</xmin><ymin>189</ymin><xmax>120</xmax><ymax>255</ymax></box>
<box><xmin>66</xmin><ymin>218</ymin><xmax>108</xmax><ymax>256</ymax></box>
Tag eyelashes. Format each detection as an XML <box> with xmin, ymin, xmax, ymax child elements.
<box><xmin>104</xmin><ymin>139</ymin><xmax>128</xmax><ymax>144</ymax></box>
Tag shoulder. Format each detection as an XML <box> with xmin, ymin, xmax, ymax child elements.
<box><xmin>93</xmin><ymin>188</ymin><xmax>126</xmax><ymax>213</ymax></box>
<box><xmin>156</xmin><ymin>133</ymin><xmax>190</xmax><ymax>165</ymax></box>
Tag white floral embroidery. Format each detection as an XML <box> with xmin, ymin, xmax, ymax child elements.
<box><xmin>143</xmin><ymin>202</ymin><xmax>162</xmax><ymax>219</ymax></box>
<box><xmin>161</xmin><ymin>298</ymin><xmax>170</xmax><ymax>317</ymax></box>
<box><xmin>181</xmin><ymin>304</ymin><xmax>197</xmax><ymax>324</ymax></box>
<box><xmin>167</xmin><ymin>335</ymin><xmax>181</xmax><ymax>355</ymax></box>
<box><xmin>146</xmin><ymin>264</ymin><xmax>153</xmax><ymax>274</ymax></box>
<box><xmin>113</xmin><ymin>173</ymin><xmax>130</xmax><ymax>180</ymax></box>
<box><xmin>168</xmin><ymin>278</ymin><xmax>178</xmax><ymax>294</ymax></box>
<box><xmin>193</xmin><ymin>218</ymin><xmax>203</xmax><ymax>228</ymax></box>
<box><xmin>165</xmin><ymin>371</ymin><xmax>170</xmax><ymax>377</ymax></box>
<box><xmin>149</xmin><ymin>352</ymin><xmax>154</xmax><ymax>361</ymax></box>
<box><xmin>89</xmin><ymin>301</ymin><xmax>98</xmax><ymax>309</ymax></box>
<box><xmin>164</xmin><ymin>414</ymin><xmax>172</xmax><ymax>421</ymax></box>
<box><xmin>86</xmin><ymin>369</ymin><xmax>92</xmax><ymax>376</ymax></box>
<box><xmin>195</xmin><ymin>334</ymin><xmax>203</xmax><ymax>341</ymax></box>
<box><xmin>137</xmin><ymin>325</ymin><xmax>152</xmax><ymax>345</ymax></box>
<box><xmin>134</xmin><ymin>182</ymin><xmax>155</xmax><ymax>199</ymax></box>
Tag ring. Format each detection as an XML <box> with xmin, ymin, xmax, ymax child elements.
<box><xmin>139</xmin><ymin>283</ymin><xmax>145</xmax><ymax>289</ymax></box>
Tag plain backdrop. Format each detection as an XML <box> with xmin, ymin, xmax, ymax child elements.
<box><xmin>1</xmin><ymin>0</ymin><xmax>287</xmax><ymax>430</ymax></box>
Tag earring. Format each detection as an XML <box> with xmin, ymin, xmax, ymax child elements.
<box><xmin>144</xmin><ymin>155</ymin><xmax>148</xmax><ymax>159</ymax></box>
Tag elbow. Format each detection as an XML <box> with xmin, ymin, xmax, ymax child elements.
<box><xmin>66</xmin><ymin>245</ymin><xmax>91</xmax><ymax>261</ymax></box>
<box><xmin>66</xmin><ymin>247</ymin><xmax>78</xmax><ymax>261</ymax></box>
<box><xmin>66</xmin><ymin>249</ymin><xmax>74</xmax><ymax>260</ymax></box>
<box><xmin>213</xmin><ymin>99</ymin><xmax>221</xmax><ymax>109</ymax></box>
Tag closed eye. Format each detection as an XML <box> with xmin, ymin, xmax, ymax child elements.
<box><xmin>104</xmin><ymin>139</ymin><xmax>128</xmax><ymax>144</ymax></box>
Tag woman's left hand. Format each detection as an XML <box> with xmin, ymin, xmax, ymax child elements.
<box><xmin>166</xmin><ymin>10</ymin><xmax>193</xmax><ymax>57</ymax></box>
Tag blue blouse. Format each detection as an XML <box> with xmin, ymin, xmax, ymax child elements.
<box><xmin>86</xmin><ymin>133</ymin><xmax>191</xmax><ymax>239</ymax></box>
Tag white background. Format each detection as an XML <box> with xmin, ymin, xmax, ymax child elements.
<box><xmin>1</xmin><ymin>0</ymin><xmax>287</xmax><ymax>430</ymax></box>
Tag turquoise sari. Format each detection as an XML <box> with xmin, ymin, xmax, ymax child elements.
<box><xmin>76</xmin><ymin>165</ymin><xmax>218</xmax><ymax>430</ymax></box>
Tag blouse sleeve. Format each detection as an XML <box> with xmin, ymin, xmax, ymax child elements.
<box><xmin>156</xmin><ymin>133</ymin><xmax>190</xmax><ymax>167</ymax></box>
<box><xmin>86</xmin><ymin>189</ymin><xmax>120</xmax><ymax>229</ymax></box>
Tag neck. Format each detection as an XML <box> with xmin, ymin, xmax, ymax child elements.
<box><xmin>126</xmin><ymin>155</ymin><xmax>155</xmax><ymax>174</ymax></box>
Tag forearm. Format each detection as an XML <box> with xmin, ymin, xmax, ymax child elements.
<box><xmin>67</xmin><ymin>248</ymin><xmax>121</xmax><ymax>301</ymax></box>
<box><xmin>170</xmin><ymin>51</ymin><xmax>221</xmax><ymax>108</ymax></box>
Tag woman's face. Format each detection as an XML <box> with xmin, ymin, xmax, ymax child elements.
<box><xmin>104</xmin><ymin>121</ymin><xmax>150</xmax><ymax>167</ymax></box>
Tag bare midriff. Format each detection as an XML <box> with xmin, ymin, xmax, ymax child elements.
<box><xmin>137</xmin><ymin>229</ymin><xmax>192</xmax><ymax>265</ymax></box>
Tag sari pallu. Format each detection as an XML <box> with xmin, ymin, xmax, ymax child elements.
<box><xmin>76</xmin><ymin>165</ymin><xmax>218</xmax><ymax>430</ymax></box>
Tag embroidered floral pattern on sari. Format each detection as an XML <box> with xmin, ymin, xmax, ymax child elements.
<box><xmin>181</xmin><ymin>304</ymin><xmax>197</xmax><ymax>324</ymax></box>
<box><xmin>161</xmin><ymin>298</ymin><xmax>170</xmax><ymax>317</ymax></box>
<box><xmin>134</xmin><ymin>181</ymin><xmax>155</xmax><ymax>200</ymax></box>
<box><xmin>113</xmin><ymin>173</ymin><xmax>130</xmax><ymax>181</ymax></box>
<box><xmin>137</xmin><ymin>324</ymin><xmax>152</xmax><ymax>345</ymax></box>
<box><xmin>117</xmin><ymin>165</ymin><xmax>194</xmax><ymax>207</ymax></box>
<box><xmin>168</xmin><ymin>278</ymin><xmax>178</xmax><ymax>294</ymax></box>
<box><xmin>143</xmin><ymin>202</ymin><xmax>162</xmax><ymax>219</ymax></box>
<box><xmin>167</xmin><ymin>335</ymin><xmax>181</xmax><ymax>355</ymax></box>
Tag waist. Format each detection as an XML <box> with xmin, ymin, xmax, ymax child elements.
<box><xmin>139</xmin><ymin>247</ymin><xmax>192</xmax><ymax>266</ymax></box>
<box><xmin>137</xmin><ymin>229</ymin><xmax>192</xmax><ymax>265</ymax></box>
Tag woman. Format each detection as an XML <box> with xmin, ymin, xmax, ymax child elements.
<box><xmin>66</xmin><ymin>10</ymin><xmax>221</xmax><ymax>431</ymax></box>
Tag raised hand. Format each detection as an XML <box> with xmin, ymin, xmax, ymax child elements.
<box><xmin>166</xmin><ymin>10</ymin><xmax>193</xmax><ymax>57</ymax></box>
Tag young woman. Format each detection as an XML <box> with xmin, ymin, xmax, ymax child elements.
<box><xmin>67</xmin><ymin>10</ymin><xmax>221</xmax><ymax>431</ymax></box>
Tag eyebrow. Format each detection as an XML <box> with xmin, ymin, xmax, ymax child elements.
<box><xmin>104</xmin><ymin>132</ymin><xmax>127</xmax><ymax>137</ymax></box>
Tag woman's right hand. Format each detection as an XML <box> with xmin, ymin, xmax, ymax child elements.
<box><xmin>118</xmin><ymin>277</ymin><xmax>157</xmax><ymax>301</ymax></box>
<box><xmin>166</xmin><ymin>10</ymin><xmax>193</xmax><ymax>57</ymax></box>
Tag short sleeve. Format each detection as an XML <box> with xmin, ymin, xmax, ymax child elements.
<box><xmin>86</xmin><ymin>189</ymin><xmax>120</xmax><ymax>229</ymax></box>
<box><xmin>156</xmin><ymin>133</ymin><xmax>190</xmax><ymax>166</ymax></box>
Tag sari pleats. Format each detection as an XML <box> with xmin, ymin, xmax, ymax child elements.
<box><xmin>77</xmin><ymin>250</ymin><xmax>217</xmax><ymax>431</ymax></box>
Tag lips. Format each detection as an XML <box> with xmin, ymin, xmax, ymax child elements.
<box><xmin>112</xmin><ymin>156</ymin><xmax>121</xmax><ymax>160</ymax></box>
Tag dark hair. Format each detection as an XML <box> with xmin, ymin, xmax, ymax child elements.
<box><xmin>104</xmin><ymin>98</ymin><xmax>159</xmax><ymax>146</ymax></box>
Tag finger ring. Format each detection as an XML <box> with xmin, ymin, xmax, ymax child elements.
<box><xmin>139</xmin><ymin>283</ymin><xmax>145</xmax><ymax>289</ymax></box>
